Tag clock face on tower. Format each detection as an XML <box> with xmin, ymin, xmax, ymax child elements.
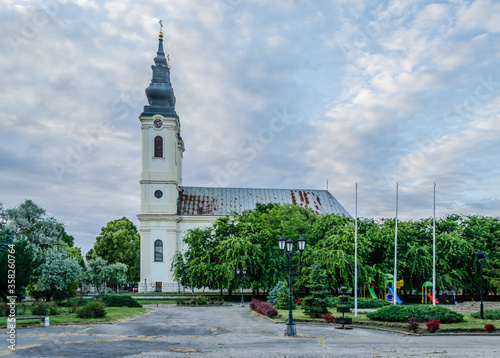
<box><xmin>153</xmin><ymin>118</ymin><xmax>163</xmax><ymax>128</ymax></box>
<box><xmin>154</xmin><ymin>190</ymin><xmax>163</xmax><ymax>199</ymax></box>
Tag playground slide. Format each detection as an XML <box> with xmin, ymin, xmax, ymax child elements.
<box><xmin>368</xmin><ymin>287</ymin><xmax>378</xmax><ymax>299</ymax></box>
<box><xmin>388</xmin><ymin>287</ymin><xmax>403</xmax><ymax>305</ymax></box>
<box><xmin>427</xmin><ymin>294</ymin><xmax>439</xmax><ymax>304</ymax></box>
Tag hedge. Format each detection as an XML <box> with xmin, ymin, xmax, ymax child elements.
<box><xmin>94</xmin><ymin>294</ymin><xmax>142</xmax><ymax>308</ymax></box>
<box><xmin>330</xmin><ymin>296</ymin><xmax>389</xmax><ymax>309</ymax></box>
<box><xmin>472</xmin><ymin>309</ymin><xmax>500</xmax><ymax>320</ymax></box>
<box><xmin>366</xmin><ymin>305</ymin><xmax>464</xmax><ymax>323</ymax></box>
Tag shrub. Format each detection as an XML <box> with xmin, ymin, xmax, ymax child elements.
<box><xmin>94</xmin><ymin>294</ymin><xmax>142</xmax><ymax>308</ymax></box>
<box><xmin>276</xmin><ymin>283</ymin><xmax>293</xmax><ymax>310</ymax></box>
<box><xmin>267</xmin><ymin>281</ymin><xmax>285</xmax><ymax>305</ymax></box>
<box><xmin>484</xmin><ymin>324</ymin><xmax>496</xmax><ymax>333</ymax></box>
<box><xmin>425</xmin><ymin>319</ymin><xmax>440</xmax><ymax>333</ymax></box>
<box><xmin>31</xmin><ymin>301</ymin><xmax>49</xmax><ymax>316</ymax></box>
<box><xmin>208</xmin><ymin>298</ymin><xmax>224</xmax><ymax>305</ymax></box>
<box><xmin>57</xmin><ymin>297</ymin><xmax>90</xmax><ymax>308</ymax></box>
<box><xmin>406</xmin><ymin>316</ymin><xmax>420</xmax><ymax>333</ymax></box>
<box><xmin>323</xmin><ymin>313</ymin><xmax>335</xmax><ymax>323</ymax></box>
<box><xmin>48</xmin><ymin>303</ymin><xmax>59</xmax><ymax>316</ymax></box>
<box><xmin>249</xmin><ymin>297</ymin><xmax>260</xmax><ymax>310</ymax></box>
<box><xmin>248</xmin><ymin>298</ymin><xmax>278</xmax><ymax>318</ymax></box>
<box><xmin>256</xmin><ymin>302</ymin><xmax>278</xmax><ymax>318</ymax></box>
<box><xmin>76</xmin><ymin>300</ymin><xmax>107</xmax><ymax>318</ymax></box>
<box><xmin>293</xmin><ymin>298</ymin><xmax>302</xmax><ymax>306</ymax></box>
<box><xmin>472</xmin><ymin>309</ymin><xmax>500</xmax><ymax>320</ymax></box>
<box><xmin>188</xmin><ymin>296</ymin><xmax>208</xmax><ymax>305</ymax></box>
<box><xmin>366</xmin><ymin>305</ymin><xmax>463</xmax><ymax>323</ymax></box>
<box><xmin>331</xmin><ymin>296</ymin><xmax>389</xmax><ymax>309</ymax></box>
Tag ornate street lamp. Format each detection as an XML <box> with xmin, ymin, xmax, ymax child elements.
<box><xmin>236</xmin><ymin>268</ymin><xmax>247</xmax><ymax>307</ymax></box>
<box><xmin>278</xmin><ymin>234</ymin><xmax>306</xmax><ymax>337</ymax></box>
<box><xmin>476</xmin><ymin>252</ymin><xmax>487</xmax><ymax>319</ymax></box>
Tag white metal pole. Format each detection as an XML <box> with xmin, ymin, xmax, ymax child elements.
<box><xmin>354</xmin><ymin>182</ymin><xmax>358</xmax><ymax>317</ymax></box>
<box><xmin>433</xmin><ymin>183</ymin><xmax>436</xmax><ymax>307</ymax></box>
<box><xmin>393</xmin><ymin>183</ymin><xmax>398</xmax><ymax>305</ymax></box>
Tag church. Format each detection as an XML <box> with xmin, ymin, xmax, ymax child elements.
<box><xmin>137</xmin><ymin>30</ymin><xmax>350</xmax><ymax>293</ymax></box>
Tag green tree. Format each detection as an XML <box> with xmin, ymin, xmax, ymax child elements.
<box><xmin>171</xmin><ymin>251</ymin><xmax>189</xmax><ymax>289</ymax></box>
<box><xmin>276</xmin><ymin>281</ymin><xmax>291</xmax><ymax>310</ymax></box>
<box><xmin>0</xmin><ymin>229</ymin><xmax>34</xmax><ymax>301</ymax></box>
<box><xmin>301</xmin><ymin>262</ymin><xmax>332</xmax><ymax>318</ymax></box>
<box><xmin>174</xmin><ymin>204</ymin><xmax>317</xmax><ymax>295</ymax></box>
<box><xmin>30</xmin><ymin>246</ymin><xmax>82</xmax><ymax>301</ymax></box>
<box><xmin>2</xmin><ymin>200</ymin><xmax>60</xmax><ymax>250</ymax></box>
<box><xmin>68</xmin><ymin>246</ymin><xmax>86</xmax><ymax>271</ymax></box>
<box><xmin>83</xmin><ymin>257</ymin><xmax>110</xmax><ymax>294</ymax></box>
<box><xmin>90</xmin><ymin>218</ymin><xmax>140</xmax><ymax>282</ymax></box>
<box><xmin>1</xmin><ymin>200</ymin><xmax>84</xmax><ymax>301</ymax></box>
<box><xmin>267</xmin><ymin>281</ymin><xmax>285</xmax><ymax>305</ymax></box>
<box><xmin>107</xmin><ymin>262</ymin><xmax>128</xmax><ymax>293</ymax></box>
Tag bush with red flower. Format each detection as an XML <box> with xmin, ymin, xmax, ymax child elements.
<box><xmin>323</xmin><ymin>313</ymin><xmax>335</xmax><ymax>323</ymax></box>
<box><xmin>484</xmin><ymin>324</ymin><xmax>496</xmax><ymax>333</ymax></box>
<box><xmin>425</xmin><ymin>319</ymin><xmax>440</xmax><ymax>333</ymax></box>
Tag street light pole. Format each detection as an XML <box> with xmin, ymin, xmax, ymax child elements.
<box><xmin>278</xmin><ymin>235</ymin><xmax>306</xmax><ymax>337</ymax></box>
<box><xmin>476</xmin><ymin>252</ymin><xmax>487</xmax><ymax>320</ymax></box>
<box><xmin>480</xmin><ymin>260</ymin><xmax>484</xmax><ymax>319</ymax></box>
<box><xmin>286</xmin><ymin>242</ymin><xmax>295</xmax><ymax>336</ymax></box>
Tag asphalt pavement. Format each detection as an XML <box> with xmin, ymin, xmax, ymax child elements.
<box><xmin>3</xmin><ymin>304</ymin><xmax>500</xmax><ymax>357</ymax></box>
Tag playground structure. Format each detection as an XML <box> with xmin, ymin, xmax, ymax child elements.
<box><xmin>422</xmin><ymin>281</ymin><xmax>438</xmax><ymax>304</ymax></box>
<box><xmin>358</xmin><ymin>275</ymin><xmax>403</xmax><ymax>304</ymax></box>
<box><xmin>384</xmin><ymin>274</ymin><xmax>403</xmax><ymax>305</ymax></box>
<box><xmin>421</xmin><ymin>281</ymin><xmax>457</xmax><ymax>305</ymax></box>
<box><xmin>358</xmin><ymin>283</ymin><xmax>378</xmax><ymax>300</ymax></box>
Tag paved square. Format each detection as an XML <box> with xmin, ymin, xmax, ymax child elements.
<box><xmin>4</xmin><ymin>305</ymin><xmax>499</xmax><ymax>357</ymax></box>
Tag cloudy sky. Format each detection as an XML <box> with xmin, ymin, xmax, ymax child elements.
<box><xmin>1</xmin><ymin>0</ymin><xmax>500</xmax><ymax>253</ymax></box>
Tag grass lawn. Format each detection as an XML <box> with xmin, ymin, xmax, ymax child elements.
<box><xmin>0</xmin><ymin>307</ymin><xmax>149</xmax><ymax>328</ymax></box>
<box><xmin>274</xmin><ymin>308</ymin><xmax>500</xmax><ymax>333</ymax></box>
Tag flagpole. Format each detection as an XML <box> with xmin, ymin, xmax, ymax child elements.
<box><xmin>433</xmin><ymin>183</ymin><xmax>436</xmax><ymax>307</ymax></box>
<box><xmin>354</xmin><ymin>182</ymin><xmax>358</xmax><ymax>317</ymax></box>
<box><xmin>393</xmin><ymin>183</ymin><xmax>398</xmax><ymax>305</ymax></box>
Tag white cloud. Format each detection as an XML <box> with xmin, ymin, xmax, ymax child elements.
<box><xmin>1</xmin><ymin>0</ymin><xmax>500</xmax><ymax>252</ymax></box>
<box><xmin>457</xmin><ymin>0</ymin><xmax>500</xmax><ymax>33</ymax></box>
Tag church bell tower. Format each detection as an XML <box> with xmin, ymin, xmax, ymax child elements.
<box><xmin>138</xmin><ymin>24</ymin><xmax>184</xmax><ymax>293</ymax></box>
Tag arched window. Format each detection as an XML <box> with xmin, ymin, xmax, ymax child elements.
<box><xmin>154</xmin><ymin>136</ymin><xmax>163</xmax><ymax>157</ymax></box>
<box><xmin>154</xmin><ymin>240</ymin><xmax>163</xmax><ymax>262</ymax></box>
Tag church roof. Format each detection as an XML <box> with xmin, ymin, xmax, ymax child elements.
<box><xmin>177</xmin><ymin>186</ymin><xmax>351</xmax><ymax>217</ymax></box>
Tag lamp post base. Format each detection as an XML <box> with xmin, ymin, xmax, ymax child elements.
<box><xmin>284</xmin><ymin>323</ymin><xmax>297</xmax><ymax>337</ymax></box>
<box><xmin>240</xmin><ymin>302</ymin><xmax>245</xmax><ymax>307</ymax></box>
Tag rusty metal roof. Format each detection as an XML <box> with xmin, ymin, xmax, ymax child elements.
<box><xmin>177</xmin><ymin>187</ymin><xmax>350</xmax><ymax>217</ymax></box>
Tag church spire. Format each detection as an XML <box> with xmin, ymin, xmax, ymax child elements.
<box><xmin>141</xmin><ymin>20</ymin><xmax>177</xmax><ymax>118</ymax></box>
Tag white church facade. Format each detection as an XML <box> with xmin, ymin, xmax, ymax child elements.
<box><xmin>138</xmin><ymin>31</ymin><xmax>350</xmax><ymax>293</ymax></box>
